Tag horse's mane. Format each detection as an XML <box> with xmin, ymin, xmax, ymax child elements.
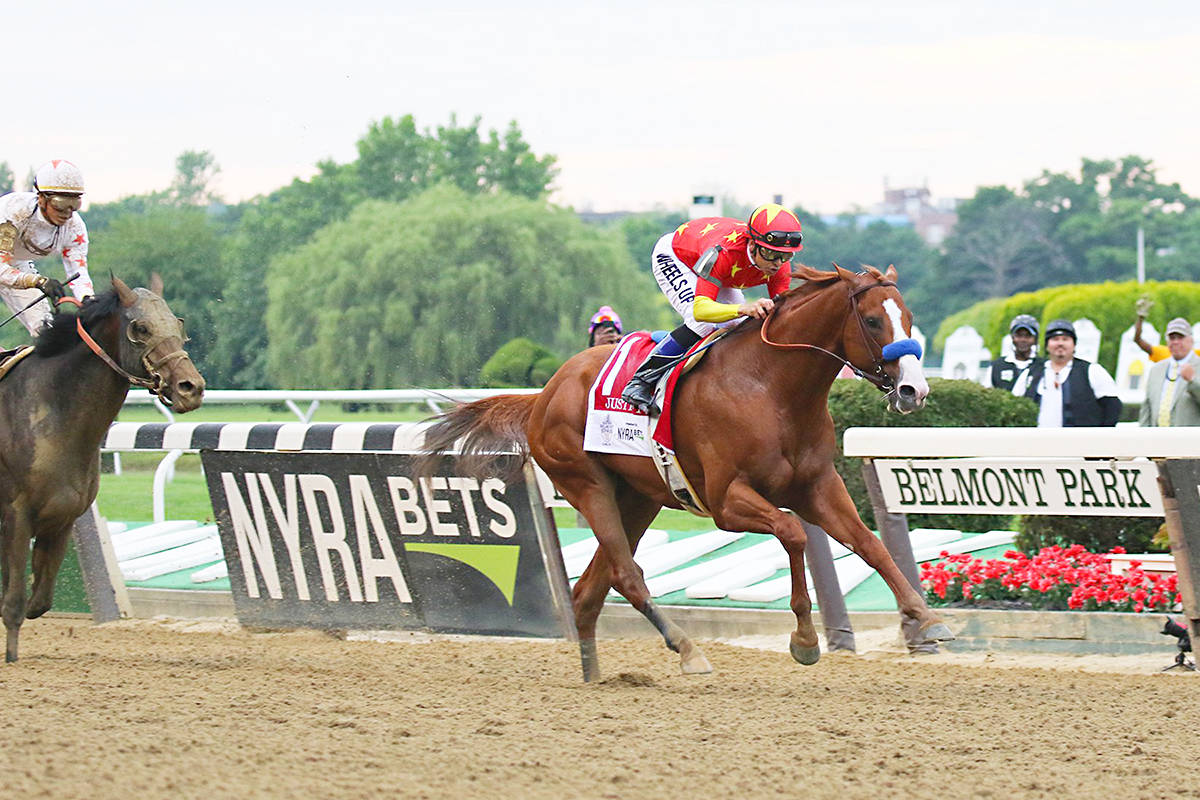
<box><xmin>720</xmin><ymin>263</ymin><xmax>887</xmax><ymax>341</ymax></box>
<box><xmin>33</xmin><ymin>289</ymin><xmax>123</xmax><ymax>358</ymax></box>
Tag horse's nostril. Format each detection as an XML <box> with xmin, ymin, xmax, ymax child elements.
<box><xmin>899</xmin><ymin>384</ymin><xmax>916</xmax><ymax>399</ymax></box>
<box><xmin>177</xmin><ymin>381</ymin><xmax>197</xmax><ymax>396</ymax></box>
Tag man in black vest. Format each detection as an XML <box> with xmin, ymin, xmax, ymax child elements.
<box><xmin>1013</xmin><ymin>319</ymin><xmax>1121</xmax><ymax>427</ymax></box>
<box><xmin>982</xmin><ymin>314</ymin><xmax>1043</xmax><ymax>391</ymax></box>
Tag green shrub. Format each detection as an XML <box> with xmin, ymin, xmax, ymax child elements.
<box><xmin>832</xmin><ymin>378</ymin><xmax>1037</xmax><ymax>532</ymax></box>
<box><xmin>479</xmin><ymin>338</ymin><xmax>563</xmax><ymax>387</ymax></box>
<box><xmin>1015</xmin><ymin>515</ymin><xmax>1163</xmax><ymax>554</ymax></box>
<box><xmin>934</xmin><ymin>280</ymin><xmax>1200</xmax><ymax>372</ymax></box>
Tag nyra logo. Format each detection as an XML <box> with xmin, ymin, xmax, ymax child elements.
<box><xmin>218</xmin><ymin>471</ymin><xmax>520</xmax><ymax>606</ymax></box>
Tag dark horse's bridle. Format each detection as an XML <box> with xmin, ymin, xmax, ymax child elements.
<box><xmin>60</xmin><ymin>296</ymin><xmax>190</xmax><ymax>405</ymax></box>
<box><xmin>759</xmin><ymin>280</ymin><xmax>901</xmax><ymax>392</ymax></box>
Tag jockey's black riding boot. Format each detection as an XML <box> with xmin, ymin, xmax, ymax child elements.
<box><xmin>621</xmin><ymin>326</ymin><xmax>700</xmax><ymax>414</ymax></box>
<box><xmin>621</xmin><ymin>352</ymin><xmax>676</xmax><ymax>414</ymax></box>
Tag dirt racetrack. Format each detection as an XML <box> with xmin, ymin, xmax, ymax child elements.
<box><xmin>2</xmin><ymin>617</ymin><xmax>1197</xmax><ymax>800</ymax></box>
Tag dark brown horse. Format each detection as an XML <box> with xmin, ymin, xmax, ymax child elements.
<box><xmin>421</xmin><ymin>264</ymin><xmax>952</xmax><ymax>680</ymax></box>
<box><xmin>0</xmin><ymin>276</ymin><xmax>204</xmax><ymax>662</ymax></box>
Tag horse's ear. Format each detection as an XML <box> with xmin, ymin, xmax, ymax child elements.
<box><xmin>884</xmin><ymin>264</ymin><xmax>898</xmax><ymax>281</ymax></box>
<box><xmin>833</xmin><ymin>262</ymin><xmax>856</xmax><ymax>283</ymax></box>
<box><xmin>112</xmin><ymin>276</ymin><xmax>137</xmax><ymax>307</ymax></box>
<box><xmin>149</xmin><ymin>271</ymin><xmax>164</xmax><ymax>297</ymax></box>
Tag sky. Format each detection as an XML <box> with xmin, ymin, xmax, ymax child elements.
<box><xmin>7</xmin><ymin>0</ymin><xmax>1200</xmax><ymax>215</ymax></box>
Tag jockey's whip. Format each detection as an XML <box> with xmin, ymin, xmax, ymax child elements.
<box><xmin>0</xmin><ymin>273</ymin><xmax>81</xmax><ymax>330</ymax></box>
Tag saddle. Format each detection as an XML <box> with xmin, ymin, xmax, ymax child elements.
<box><xmin>0</xmin><ymin>346</ymin><xmax>34</xmax><ymax>383</ymax></box>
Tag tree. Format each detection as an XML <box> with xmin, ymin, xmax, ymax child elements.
<box><xmin>87</xmin><ymin>207</ymin><xmax>228</xmax><ymax>381</ymax></box>
<box><xmin>217</xmin><ymin>115</ymin><xmax>558</xmax><ymax>387</ymax></box>
<box><xmin>264</xmin><ymin>184</ymin><xmax>658</xmax><ymax>388</ymax></box>
<box><xmin>355</xmin><ymin>114</ymin><xmax>556</xmax><ymax>203</ymax></box>
<box><xmin>169</xmin><ymin>150</ymin><xmax>221</xmax><ymax>205</ymax></box>
<box><xmin>0</xmin><ymin>161</ymin><xmax>13</xmax><ymax>194</ymax></box>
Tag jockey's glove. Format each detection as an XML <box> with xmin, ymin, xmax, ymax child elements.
<box><xmin>35</xmin><ymin>276</ymin><xmax>68</xmax><ymax>302</ymax></box>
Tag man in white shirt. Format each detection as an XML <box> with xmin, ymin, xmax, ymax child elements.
<box><xmin>1139</xmin><ymin>317</ymin><xmax>1200</xmax><ymax>427</ymax></box>
<box><xmin>1012</xmin><ymin>319</ymin><xmax>1121</xmax><ymax>427</ymax></box>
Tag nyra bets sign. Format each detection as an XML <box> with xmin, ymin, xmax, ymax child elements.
<box><xmin>201</xmin><ymin>451</ymin><xmax>573</xmax><ymax>637</ymax></box>
<box><xmin>872</xmin><ymin>458</ymin><xmax>1163</xmax><ymax>517</ymax></box>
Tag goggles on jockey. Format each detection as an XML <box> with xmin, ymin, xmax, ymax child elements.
<box><xmin>588</xmin><ymin>306</ymin><xmax>622</xmax><ymax>335</ymax></box>
<box><xmin>44</xmin><ymin>193</ymin><xmax>83</xmax><ymax>214</ymax></box>
<box><xmin>755</xmin><ymin>230</ymin><xmax>803</xmax><ymax>249</ymax></box>
<box><xmin>755</xmin><ymin>246</ymin><xmax>793</xmax><ymax>263</ymax></box>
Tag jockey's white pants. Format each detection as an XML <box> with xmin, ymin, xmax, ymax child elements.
<box><xmin>0</xmin><ymin>281</ymin><xmax>52</xmax><ymax>335</ymax></box>
<box><xmin>650</xmin><ymin>233</ymin><xmax>744</xmax><ymax>338</ymax></box>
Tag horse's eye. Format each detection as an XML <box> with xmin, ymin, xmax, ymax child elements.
<box><xmin>866</xmin><ymin>317</ymin><xmax>882</xmax><ymax>330</ymax></box>
<box><xmin>131</xmin><ymin>322</ymin><xmax>150</xmax><ymax>339</ymax></box>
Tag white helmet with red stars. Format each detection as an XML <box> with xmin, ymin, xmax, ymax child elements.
<box><xmin>34</xmin><ymin>160</ymin><xmax>85</xmax><ymax>195</ymax></box>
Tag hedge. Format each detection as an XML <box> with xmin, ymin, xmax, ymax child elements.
<box><xmin>831</xmin><ymin>378</ymin><xmax>1037</xmax><ymax>533</ymax></box>
<box><xmin>479</xmin><ymin>337</ymin><xmax>564</xmax><ymax>387</ymax></box>
<box><xmin>932</xmin><ymin>280</ymin><xmax>1200</xmax><ymax>371</ymax></box>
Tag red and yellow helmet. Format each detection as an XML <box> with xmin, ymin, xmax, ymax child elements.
<box><xmin>747</xmin><ymin>203</ymin><xmax>803</xmax><ymax>252</ymax></box>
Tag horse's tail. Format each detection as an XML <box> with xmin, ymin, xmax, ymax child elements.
<box><xmin>417</xmin><ymin>393</ymin><xmax>539</xmax><ymax>484</ymax></box>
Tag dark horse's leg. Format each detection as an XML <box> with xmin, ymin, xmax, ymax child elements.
<box><xmin>2</xmin><ymin>506</ymin><xmax>33</xmax><ymax>662</ymax></box>
<box><xmin>27</xmin><ymin>527</ymin><xmax>72</xmax><ymax>620</ymax></box>
<box><xmin>707</xmin><ymin>479</ymin><xmax>823</xmax><ymax>665</ymax></box>
<box><xmin>571</xmin><ymin>483</ymin><xmax>662</xmax><ymax>681</ymax></box>
<box><xmin>798</xmin><ymin>468</ymin><xmax>953</xmax><ymax>645</ymax></box>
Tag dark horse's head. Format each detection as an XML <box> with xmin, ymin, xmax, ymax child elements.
<box><xmin>783</xmin><ymin>263</ymin><xmax>929</xmax><ymax>413</ymax></box>
<box><xmin>35</xmin><ymin>275</ymin><xmax>205</xmax><ymax>411</ymax></box>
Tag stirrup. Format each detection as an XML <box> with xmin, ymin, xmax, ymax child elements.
<box><xmin>621</xmin><ymin>378</ymin><xmax>654</xmax><ymax>412</ymax></box>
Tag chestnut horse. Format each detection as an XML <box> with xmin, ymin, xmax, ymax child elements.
<box><xmin>420</xmin><ymin>265</ymin><xmax>952</xmax><ymax>680</ymax></box>
<box><xmin>0</xmin><ymin>276</ymin><xmax>205</xmax><ymax>662</ymax></box>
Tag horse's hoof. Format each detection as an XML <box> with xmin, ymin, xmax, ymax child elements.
<box><xmin>678</xmin><ymin>640</ymin><xmax>713</xmax><ymax>674</ymax></box>
<box><xmin>790</xmin><ymin>632</ymin><xmax>821</xmax><ymax>665</ymax></box>
<box><xmin>680</xmin><ymin>651</ymin><xmax>713</xmax><ymax>675</ymax></box>
<box><xmin>921</xmin><ymin>622</ymin><xmax>955</xmax><ymax>642</ymax></box>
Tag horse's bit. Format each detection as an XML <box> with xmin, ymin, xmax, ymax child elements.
<box><xmin>759</xmin><ymin>280</ymin><xmax>920</xmax><ymax>393</ymax></box>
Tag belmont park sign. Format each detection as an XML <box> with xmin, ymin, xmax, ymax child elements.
<box><xmin>873</xmin><ymin>458</ymin><xmax>1162</xmax><ymax>516</ymax></box>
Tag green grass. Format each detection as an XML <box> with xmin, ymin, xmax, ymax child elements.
<box><xmin>100</xmin><ymin>453</ymin><xmax>715</xmax><ymax>531</ymax></box>
<box><xmin>117</xmin><ymin>403</ymin><xmax>432</xmax><ymax>424</ymax></box>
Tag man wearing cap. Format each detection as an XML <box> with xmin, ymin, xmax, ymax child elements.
<box><xmin>982</xmin><ymin>314</ymin><xmax>1043</xmax><ymax>391</ymax></box>
<box><xmin>1013</xmin><ymin>319</ymin><xmax>1121</xmax><ymax>427</ymax></box>
<box><xmin>0</xmin><ymin>159</ymin><xmax>94</xmax><ymax>335</ymax></box>
<box><xmin>1139</xmin><ymin>318</ymin><xmax>1200</xmax><ymax>427</ymax></box>
<box><xmin>1132</xmin><ymin>297</ymin><xmax>1200</xmax><ymax>362</ymax></box>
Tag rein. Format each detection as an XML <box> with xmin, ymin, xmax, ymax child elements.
<box><xmin>759</xmin><ymin>280</ymin><xmax>899</xmax><ymax>391</ymax></box>
<box><xmin>63</xmin><ymin>297</ymin><xmax>186</xmax><ymax>404</ymax></box>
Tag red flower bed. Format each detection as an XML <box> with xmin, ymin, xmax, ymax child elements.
<box><xmin>920</xmin><ymin>545</ymin><xmax>1181</xmax><ymax>613</ymax></box>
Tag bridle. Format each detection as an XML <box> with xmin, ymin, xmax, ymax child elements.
<box><xmin>759</xmin><ymin>280</ymin><xmax>900</xmax><ymax>392</ymax></box>
<box><xmin>59</xmin><ymin>297</ymin><xmax>190</xmax><ymax>405</ymax></box>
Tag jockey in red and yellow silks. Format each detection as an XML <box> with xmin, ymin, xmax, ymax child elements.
<box><xmin>621</xmin><ymin>203</ymin><xmax>804</xmax><ymax>413</ymax></box>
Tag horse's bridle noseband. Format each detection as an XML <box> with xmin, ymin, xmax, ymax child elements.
<box><xmin>759</xmin><ymin>280</ymin><xmax>902</xmax><ymax>392</ymax></box>
<box><xmin>61</xmin><ymin>297</ymin><xmax>189</xmax><ymax>405</ymax></box>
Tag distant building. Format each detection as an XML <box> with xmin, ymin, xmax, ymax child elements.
<box><xmin>819</xmin><ymin>183</ymin><xmax>961</xmax><ymax>247</ymax></box>
<box><xmin>877</xmin><ymin>184</ymin><xmax>960</xmax><ymax>246</ymax></box>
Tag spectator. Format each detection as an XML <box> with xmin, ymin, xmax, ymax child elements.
<box><xmin>982</xmin><ymin>314</ymin><xmax>1043</xmax><ymax>391</ymax></box>
<box><xmin>1133</xmin><ymin>296</ymin><xmax>1200</xmax><ymax>362</ymax></box>
<box><xmin>1139</xmin><ymin>317</ymin><xmax>1200</xmax><ymax>427</ymax></box>
<box><xmin>587</xmin><ymin>306</ymin><xmax>623</xmax><ymax>347</ymax></box>
<box><xmin>1013</xmin><ymin>319</ymin><xmax>1121</xmax><ymax>427</ymax></box>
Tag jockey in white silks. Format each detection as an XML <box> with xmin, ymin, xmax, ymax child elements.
<box><xmin>0</xmin><ymin>160</ymin><xmax>95</xmax><ymax>335</ymax></box>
